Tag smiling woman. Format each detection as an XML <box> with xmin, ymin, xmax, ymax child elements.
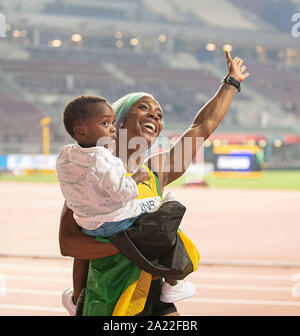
<box><xmin>59</xmin><ymin>50</ymin><xmax>250</xmax><ymax>316</ymax></box>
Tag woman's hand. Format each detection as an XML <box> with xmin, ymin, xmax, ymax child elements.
<box><xmin>131</xmin><ymin>167</ymin><xmax>151</xmax><ymax>185</ymax></box>
<box><xmin>224</xmin><ymin>49</ymin><xmax>250</xmax><ymax>82</ymax></box>
<box><xmin>59</xmin><ymin>202</ymin><xmax>119</xmax><ymax>259</ymax></box>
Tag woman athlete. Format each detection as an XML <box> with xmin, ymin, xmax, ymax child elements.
<box><xmin>59</xmin><ymin>50</ymin><xmax>249</xmax><ymax>316</ymax></box>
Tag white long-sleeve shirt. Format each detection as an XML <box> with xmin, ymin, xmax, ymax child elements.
<box><xmin>56</xmin><ymin>144</ymin><xmax>141</xmax><ymax>230</ymax></box>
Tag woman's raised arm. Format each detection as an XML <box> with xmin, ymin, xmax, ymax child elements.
<box><xmin>59</xmin><ymin>202</ymin><xmax>119</xmax><ymax>259</ymax></box>
<box><xmin>149</xmin><ymin>51</ymin><xmax>249</xmax><ymax>187</ymax></box>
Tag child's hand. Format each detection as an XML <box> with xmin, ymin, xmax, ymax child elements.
<box><xmin>131</xmin><ymin>167</ymin><xmax>151</xmax><ymax>185</ymax></box>
<box><xmin>224</xmin><ymin>49</ymin><xmax>250</xmax><ymax>83</ymax></box>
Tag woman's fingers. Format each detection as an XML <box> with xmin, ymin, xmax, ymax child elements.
<box><xmin>240</xmin><ymin>72</ymin><xmax>250</xmax><ymax>82</ymax></box>
<box><xmin>225</xmin><ymin>51</ymin><xmax>250</xmax><ymax>82</ymax></box>
<box><xmin>237</xmin><ymin>58</ymin><xmax>244</xmax><ymax>67</ymax></box>
<box><xmin>234</xmin><ymin>57</ymin><xmax>243</xmax><ymax>67</ymax></box>
<box><xmin>224</xmin><ymin>49</ymin><xmax>233</xmax><ymax>63</ymax></box>
<box><xmin>225</xmin><ymin>51</ymin><xmax>244</xmax><ymax>69</ymax></box>
<box><xmin>241</xmin><ymin>65</ymin><xmax>247</xmax><ymax>73</ymax></box>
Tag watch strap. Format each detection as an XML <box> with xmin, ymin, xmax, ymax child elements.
<box><xmin>223</xmin><ymin>75</ymin><xmax>241</xmax><ymax>92</ymax></box>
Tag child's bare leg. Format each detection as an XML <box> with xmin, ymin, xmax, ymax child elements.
<box><xmin>165</xmin><ymin>278</ymin><xmax>178</xmax><ymax>286</ymax></box>
<box><xmin>73</xmin><ymin>258</ymin><xmax>89</xmax><ymax>304</ymax></box>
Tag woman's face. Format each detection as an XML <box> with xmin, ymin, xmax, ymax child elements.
<box><xmin>121</xmin><ymin>96</ymin><xmax>164</xmax><ymax>146</ymax></box>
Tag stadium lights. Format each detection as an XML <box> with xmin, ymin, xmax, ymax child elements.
<box><xmin>255</xmin><ymin>45</ymin><xmax>263</xmax><ymax>54</ymax></box>
<box><xmin>12</xmin><ymin>30</ymin><xmax>21</xmax><ymax>38</ymax></box>
<box><xmin>286</xmin><ymin>48</ymin><xmax>296</xmax><ymax>57</ymax></box>
<box><xmin>12</xmin><ymin>29</ymin><xmax>27</xmax><ymax>38</ymax></box>
<box><xmin>285</xmin><ymin>48</ymin><xmax>296</xmax><ymax>64</ymax></box>
<box><xmin>213</xmin><ymin>139</ymin><xmax>221</xmax><ymax>147</ymax></box>
<box><xmin>204</xmin><ymin>140</ymin><xmax>211</xmax><ymax>148</ymax></box>
<box><xmin>115</xmin><ymin>31</ymin><xmax>123</xmax><ymax>39</ymax></box>
<box><xmin>223</xmin><ymin>44</ymin><xmax>232</xmax><ymax>52</ymax></box>
<box><xmin>115</xmin><ymin>40</ymin><xmax>123</xmax><ymax>48</ymax></box>
<box><xmin>71</xmin><ymin>33</ymin><xmax>82</xmax><ymax>43</ymax></box>
<box><xmin>206</xmin><ymin>43</ymin><xmax>216</xmax><ymax>52</ymax></box>
<box><xmin>130</xmin><ymin>38</ymin><xmax>139</xmax><ymax>46</ymax></box>
<box><xmin>273</xmin><ymin>139</ymin><xmax>282</xmax><ymax>148</ymax></box>
<box><xmin>258</xmin><ymin>139</ymin><xmax>267</xmax><ymax>148</ymax></box>
<box><xmin>158</xmin><ymin>34</ymin><xmax>167</xmax><ymax>43</ymax></box>
<box><xmin>20</xmin><ymin>30</ymin><xmax>27</xmax><ymax>37</ymax></box>
<box><xmin>49</xmin><ymin>39</ymin><xmax>62</xmax><ymax>48</ymax></box>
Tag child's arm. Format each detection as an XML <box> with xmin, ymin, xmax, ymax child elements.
<box><xmin>59</xmin><ymin>202</ymin><xmax>119</xmax><ymax>259</ymax></box>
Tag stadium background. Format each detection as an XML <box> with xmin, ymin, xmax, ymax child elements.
<box><xmin>0</xmin><ymin>0</ymin><xmax>300</xmax><ymax>316</ymax></box>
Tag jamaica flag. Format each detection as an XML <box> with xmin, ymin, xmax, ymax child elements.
<box><xmin>82</xmin><ymin>167</ymin><xmax>200</xmax><ymax>316</ymax></box>
<box><xmin>83</xmin><ymin>235</ymin><xmax>152</xmax><ymax>316</ymax></box>
<box><xmin>83</xmin><ymin>228</ymin><xmax>199</xmax><ymax>316</ymax></box>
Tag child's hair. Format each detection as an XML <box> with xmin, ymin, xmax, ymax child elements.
<box><xmin>63</xmin><ymin>95</ymin><xmax>108</xmax><ymax>138</ymax></box>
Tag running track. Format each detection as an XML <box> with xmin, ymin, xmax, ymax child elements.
<box><xmin>0</xmin><ymin>256</ymin><xmax>299</xmax><ymax>316</ymax></box>
<box><xmin>0</xmin><ymin>183</ymin><xmax>299</xmax><ymax>315</ymax></box>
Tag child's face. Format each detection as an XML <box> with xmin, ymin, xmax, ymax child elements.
<box><xmin>77</xmin><ymin>102</ymin><xmax>117</xmax><ymax>147</ymax></box>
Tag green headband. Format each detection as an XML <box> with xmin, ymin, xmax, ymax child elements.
<box><xmin>112</xmin><ymin>92</ymin><xmax>154</xmax><ymax>131</ymax></box>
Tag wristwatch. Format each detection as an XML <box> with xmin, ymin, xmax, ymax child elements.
<box><xmin>222</xmin><ymin>75</ymin><xmax>241</xmax><ymax>92</ymax></box>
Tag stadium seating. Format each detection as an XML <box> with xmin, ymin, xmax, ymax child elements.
<box><xmin>0</xmin><ymin>0</ymin><xmax>299</xmax><ymax>159</ymax></box>
<box><xmin>247</xmin><ymin>61</ymin><xmax>300</xmax><ymax>117</ymax></box>
<box><xmin>170</xmin><ymin>0</ymin><xmax>260</xmax><ymax>30</ymax></box>
<box><xmin>0</xmin><ymin>59</ymin><xmax>119</xmax><ymax>93</ymax></box>
<box><xmin>0</xmin><ymin>56</ymin><xmax>220</xmax><ymax>110</ymax></box>
<box><xmin>228</xmin><ymin>0</ymin><xmax>296</xmax><ymax>32</ymax></box>
<box><xmin>143</xmin><ymin>0</ymin><xmax>187</xmax><ymax>23</ymax></box>
<box><xmin>0</xmin><ymin>91</ymin><xmax>42</xmax><ymax>143</ymax></box>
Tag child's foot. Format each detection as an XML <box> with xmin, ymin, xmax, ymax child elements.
<box><xmin>61</xmin><ymin>288</ymin><xmax>76</xmax><ymax>316</ymax></box>
<box><xmin>160</xmin><ymin>280</ymin><xmax>196</xmax><ymax>303</ymax></box>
